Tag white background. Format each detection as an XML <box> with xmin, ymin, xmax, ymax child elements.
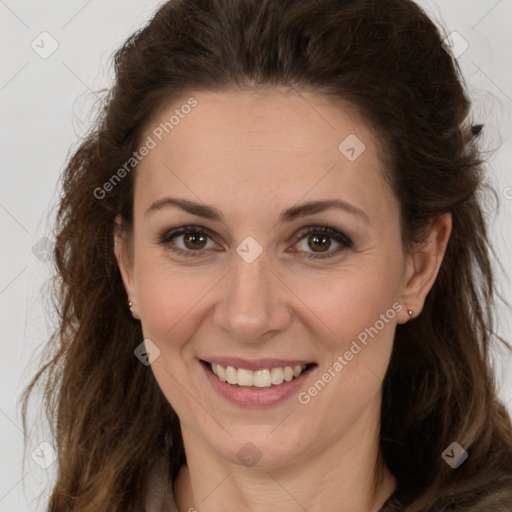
<box><xmin>1</xmin><ymin>1</ymin><xmax>511</xmax><ymax>510</ymax></box>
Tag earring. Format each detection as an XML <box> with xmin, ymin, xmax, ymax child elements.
<box><xmin>407</xmin><ymin>309</ymin><xmax>413</xmax><ymax>318</ymax></box>
<box><xmin>128</xmin><ymin>301</ymin><xmax>133</xmax><ymax>310</ymax></box>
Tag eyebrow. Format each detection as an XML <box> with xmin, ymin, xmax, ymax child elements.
<box><xmin>145</xmin><ymin>197</ymin><xmax>370</xmax><ymax>225</ymax></box>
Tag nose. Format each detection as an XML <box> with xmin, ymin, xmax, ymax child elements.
<box><xmin>212</xmin><ymin>251</ymin><xmax>294</xmax><ymax>342</ymax></box>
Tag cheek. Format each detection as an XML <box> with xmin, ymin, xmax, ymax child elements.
<box><xmin>290</xmin><ymin>260</ymin><xmax>402</xmax><ymax>339</ymax></box>
<box><xmin>296</xmin><ymin>273</ymin><xmax>401</xmax><ymax>418</ymax></box>
<box><xmin>288</xmin><ymin>262</ymin><xmax>402</xmax><ymax>403</ymax></box>
<box><xmin>134</xmin><ymin>258</ymin><xmax>219</xmax><ymax>353</ymax></box>
<box><xmin>134</xmin><ymin>262</ymin><xmax>211</xmax><ymax>411</ymax></box>
<box><xmin>137</xmin><ymin>271</ymin><xmax>182</xmax><ymax>338</ymax></box>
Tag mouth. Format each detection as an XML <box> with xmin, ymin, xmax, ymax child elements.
<box><xmin>200</xmin><ymin>359</ymin><xmax>317</xmax><ymax>389</ymax></box>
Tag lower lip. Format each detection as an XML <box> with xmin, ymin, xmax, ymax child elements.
<box><xmin>201</xmin><ymin>361</ymin><xmax>315</xmax><ymax>407</ymax></box>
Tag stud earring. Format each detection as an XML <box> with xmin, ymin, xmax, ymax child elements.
<box><xmin>128</xmin><ymin>301</ymin><xmax>133</xmax><ymax>310</ymax></box>
<box><xmin>407</xmin><ymin>309</ymin><xmax>413</xmax><ymax>318</ymax></box>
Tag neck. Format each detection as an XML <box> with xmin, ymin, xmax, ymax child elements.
<box><xmin>173</xmin><ymin>402</ymin><xmax>397</xmax><ymax>512</ymax></box>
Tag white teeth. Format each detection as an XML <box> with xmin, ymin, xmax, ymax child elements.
<box><xmin>209</xmin><ymin>362</ymin><xmax>308</xmax><ymax>387</ymax></box>
<box><xmin>283</xmin><ymin>366</ymin><xmax>294</xmax><ymax>381</ymax></box>
<box><xmin>226</xmin><ymin>366</ymin><xmax>237</xmax><ymax>384</ymax></box>
<box><xmin>237</xmin><ymin>368</ymin><xmax>253</xmax><ymax>386</ymax></box>
<box><xmin>216</xmin><ymin>364</ymin><xmax>226</xmax><ymax>382</ymax></box>
<box><xmin>253</xmin><ymin>369</ymin><xmax>271</xmax><ymax>387</ymax></box>
<box><xmin>270</xmin><ymin>367</ymin><xmax>284</xmax><ymax>385</ymax></box>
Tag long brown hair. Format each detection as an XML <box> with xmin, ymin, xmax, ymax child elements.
<box><xmin>21</xmin><ymin>0</ymin><xmax>512</xmax><ymax>510</ymax></box>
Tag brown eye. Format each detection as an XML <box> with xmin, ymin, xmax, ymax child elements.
<box><xmin>182</xmin><ymin>232</ymin><xmax>208</xmax><ymax>250</ymax></box>
<box><xmin>292</xmin><ymin>226</ymin><xmax>353</xmax><ymax>260</ymax></box>
<box><xmin>158</xmin><ymin>226</ymin><xmax>218</xmax><ymax>257</ymax></box>
<box><xmin>306</xmin><ymin>233</ymin><xmax>332</xmax><ymax>253</ymax></box>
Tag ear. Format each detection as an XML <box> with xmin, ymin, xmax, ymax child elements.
<box><xmin>114</xmin><ymin>215</ymin><xmax>140</xmax><ymax>319</ymax></box>
<box><xmin>399</xmin><ymin>212</ymin><xmax>452</xmax><ymax>323</ymax></box>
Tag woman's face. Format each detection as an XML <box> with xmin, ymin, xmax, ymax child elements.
<box><xmin>116</xmin><ymin>88</ymin><xmax>441</xmax><ymax>468</ymax></box>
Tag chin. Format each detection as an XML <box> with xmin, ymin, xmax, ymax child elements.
<box><xmin>208</xmin><ymin>427</ymin><xmax>310</xmax><ymax>469</ymax></box>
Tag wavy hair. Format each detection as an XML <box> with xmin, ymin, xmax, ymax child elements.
<box><xmin>21</xmin><ymin>0</ymin><xmax>512</xmax><ymax>510</ymax></box>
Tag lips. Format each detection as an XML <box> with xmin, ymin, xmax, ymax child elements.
<box><xmin>200</xmin><ymin>358</ymin><xmax>317</xmax><ymax>407</ymax></box>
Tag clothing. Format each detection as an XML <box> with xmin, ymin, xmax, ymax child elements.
<box><xmin>144</xmin><ymin>459</ymin><xmax>404</xmax><ymax>512</ymax></box>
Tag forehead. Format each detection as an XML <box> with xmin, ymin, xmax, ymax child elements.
<box><xmin>134</xmin><ymin>88</ymin><xmax>395</xmax><ymax>224</ymax></box>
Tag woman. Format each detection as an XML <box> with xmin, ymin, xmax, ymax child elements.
<box><xmin>21</xmin><ymin>0</ymin><xmax>512</xmax><ymax>510</ymax></box>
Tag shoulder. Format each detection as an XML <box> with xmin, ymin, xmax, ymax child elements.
<box><xmin>377</xmin><ymin>481</ymin><xmax>512</xmax><ymax>511</ymax></box>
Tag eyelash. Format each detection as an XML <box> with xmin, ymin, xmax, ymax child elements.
<box><xmin>157</xmin><ymin>224</ymin><xmax>354</xmax><ymax>260</ymax></box>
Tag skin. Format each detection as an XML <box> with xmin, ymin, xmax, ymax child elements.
<box><xmin>115</xmin><ymin>87</ymin><xmax>452</xmax><ymax>512</ymax></box>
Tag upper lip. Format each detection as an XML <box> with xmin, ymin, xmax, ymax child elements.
<box><xmin>200</xmin><ymin>357</ymin><xmax>316</xmax><ymax>371</ymax></box>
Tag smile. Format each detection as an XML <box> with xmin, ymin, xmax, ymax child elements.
<box><xmin>199</xmin><ymin>357</ymin><xmax>318</xmax><ymax>406</ymax></box>
<box><xmin>210</xmin><ymin>361</ymin><xmax>311</xmax><ymax>388</ymax></box>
